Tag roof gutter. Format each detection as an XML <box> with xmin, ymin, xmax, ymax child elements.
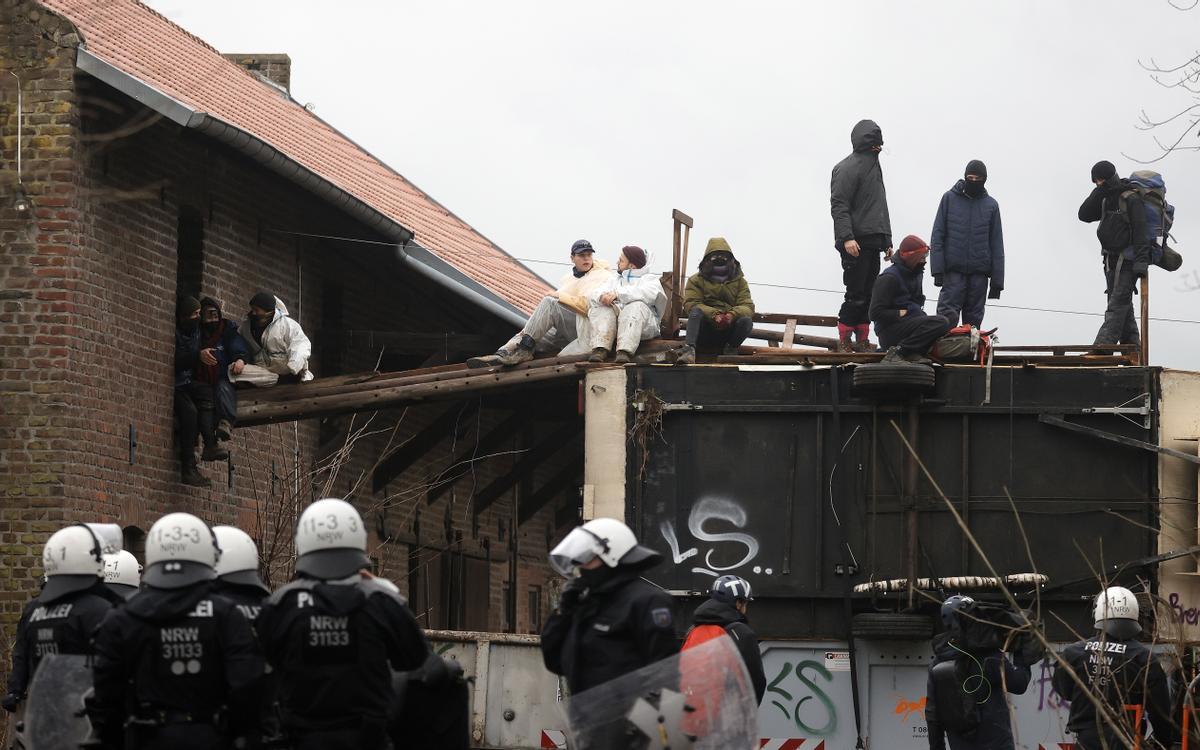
<box><xmin>75</xmin><ymin>47</ymin><xmax>527</xmax><ymax>328</ymax></box>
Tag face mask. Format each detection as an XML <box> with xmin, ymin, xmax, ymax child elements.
<box><xmin>180</xmin><ymin>317</ymin><xmax>199</xmax><ymax>332</ymax></box>
<box><xmin>963</xmin><ymin>180</ymin><xmax>985</xmax><ymax>198</ymax></box>
<box><xmin>251</xmin><ymin>313</ymin><xmax>273</xmax><ymax>328</ymax></box>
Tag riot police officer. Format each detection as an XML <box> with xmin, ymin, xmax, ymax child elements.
<box><xmin>540</xmin><ymin>517</ymin><xmax>680</xmax><ymax>694</ymax></box>
<box><xmin>89</xmin><ymin>512</ymin><xmax>263</xmax><ymax>749</ymax></box>
<box><xmin>257</xmin><ymin>498</ymin><xmax>430</xmax><ymax>750</ymax></box>
<box><xmin>211</xmin><ymin>526</ymin><xmax>269</xmax><ymax>620</ymax></box>
<box><xmin>103</xmin><ymin>550</ymin><xmax>143</xmax><ymax>600</ymax></box>
<box><xmin>3</xmin><ymin>524</ymin><xmax>120</xmax><ymax>713</ymax></box>
<box><xmin>1052</xmin><ymin>586</ymin><xmax>1176</xmax><ymax>750</ymax></box>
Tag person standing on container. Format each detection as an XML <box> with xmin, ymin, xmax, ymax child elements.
<box><xmin>930</xmin><ymin>160</ymin><xmax>1005</xmax><ymax>328</ymax></box>
<box><xmin>831</xmin><ymin>119</ymin><xmax>893</xmax><ymax>352</ymax></box>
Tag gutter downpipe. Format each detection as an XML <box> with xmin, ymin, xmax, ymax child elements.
<box><xmin>75</xmin><ymin>48</ymin><xmax>528</xmax><ymax>330</ymax></box>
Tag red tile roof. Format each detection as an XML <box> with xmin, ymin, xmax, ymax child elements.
<box><xmin>38</xmin><ymin>0</ymin><xmax>550</xmax><ymax>315</ymax></box>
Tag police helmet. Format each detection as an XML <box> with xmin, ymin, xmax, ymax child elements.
<box><xmin>548</xmin><ymin>518</ymin><xmax>661</xmax><ymax>577</ymax></box>
<box><xmin>213</xmin><ymin>526</ymin><xmax>269</xmax><ymax>593</ymax></box>
<box><xmin>294</xmin><ymin>498</ymin><xmax>369</xmax><ymax>581</ymax></box>
<box><xmin>143</xmin><ymin>513</ymin><xmax>220</xmax><ymax>589</ymax></box>
<box><xmin>41</xmin><ymin>524</ymin><xmax>105</xmax><ymax>601</ymax></box>
<box><xmin>103</xmin><ymin>550</ymin><xmax>142</xmax><ymax>599</ymax></box>
<box><xmin>710</xmin><ymin>574</ymin><xmax>753</xmax><ymax>604</ymax></box>
<box><xmin>941</xmin><ymin>594</ymin><xmax>975</xmax><ymax>636</ymax></box>
<box><xmin>1093</xmin><ymin>586</ymin><xmax>1142</xmax><ymax>639</ymax></box>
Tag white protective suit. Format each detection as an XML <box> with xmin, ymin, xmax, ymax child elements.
<box><xmin>503</xmin><ymin>260</ymin><xmax>611</xmax><ymax>357</ymax></box>
<box><xmin>577</xmin><ymin>261</ymin><xmax>667</xmax><ymax>354</ymax></box>
<box><xmin>229</xmin><ymin>296</ymin><xmax>313</xmax><ymax>387</ymax></box>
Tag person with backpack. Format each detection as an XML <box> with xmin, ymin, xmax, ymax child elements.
<box><xmin>930</xmin><ymin>160</ymin><xmax>1004</xmax><ymax>328</ymax></box>
<box><xmin>1078</xmin><ymin>161</ymin><xmax>1153</xmax><ymax>348</ymax></box>
<box><xmin>682</xmin><ymin>575</ymin><xmax>765</xmax><ymax>704</ymax></box>
<box><xmin>925</xmin><ymin>595</ymin><xmax>1032</xmax><ymax>750</ymax></box>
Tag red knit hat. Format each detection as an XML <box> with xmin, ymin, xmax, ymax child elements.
<box><xmin>621</xmin><ymin>245</ymin><xmax>647</xmax><ymax>269</ymax></box>
<box><xmin>896</xmin><ymin>235</ymin><xmax>929</xmax><ymax>269</ymax></box>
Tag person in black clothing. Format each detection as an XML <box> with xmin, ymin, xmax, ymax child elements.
<box><xmin>685</xmin><ymin>574</ymin><xmax>766</xmax><ymax>704</ymax></box>
<box><xmin>89</xmin><ymin>512</ymin><xmax>264</xmax><ymax>750</ymax></box>
<box><xmin>175</xmin><ymin>295</ymin><xmax>224</xmax><ymax>487</ymax></box>
<box><xmin>211</xmin><ymin>526</ymin><xmax>269</xmax><ymax>621</ymax></box>
<box><xmin>541</xmin><ymin>517</ymin><xmax>680</xmax><ymax>695</ymax></box>
<box><xmin>869</xmin><ymin>234</ymin><xmax>951</xmax><ymax>364</ymax></box>
<box><xmin>831</xmin><ymin>118</ymin><xmax>893</xmax><ymax>352</ymax></box>
<box><xmin>198</xmin><ymin>297</ymin><xmax>248</xmax><ymax>441</ymax></box>
<box><xmin>1052</xmin><ymin>586</ymin><xmax>1176</xmax><ymax>750</ymax></box>
<box><xmin>925</xmin><ymin>595</ymin><xmax>1032</xmax><ymax>750</ymax></box>
<box><xmin>1078</xmin><ymin>160</ymin><xmax>1149</xmax><ymax>348</ymax></box>
<box><xmin>257</xmin><ymin>498</ymin><xmax>430</xmax><ymax>750</ymax></box>
<box><xmin>3</xmin><ymin>525</ymin><xmax>119</xmax><ymax>714</ymax></box>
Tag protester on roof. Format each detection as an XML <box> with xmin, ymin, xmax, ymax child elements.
<box><xmin>1078</xmin><ymin>160</ymin><xmax>1148</xmax><ymax>349</ymax></box>
<box><xmin>175</xmin><ymin>295</ymin><xmax>225</xmax><ymax>487</ymax></box>
<box><xmin>197</xmin><ymin>297</ymin><xmax>247</xmax><ymax>438</ymax></box>
<box><xmin>930</xmin><ymin>160</ymin><xmax>1005</xmax><ymax>328</ymax></box>
<box><xmin>230</xmin><ymin>291</ymin><xmax>313</xmax><ymax>387</ymax></box>
<box><xmin>831</xmin><ymin>119</ymin><xmax>892</xmax><ymax>352</ymax></box>
<box><xmin>577</xmin><ymin>245</ymin><xmax>666</xmax><ymax>363</ymax></box>
<box><xmin>467</xmin><ymin>239</ymin><xmax>610</xmax><ymax>368</ymax></box>
<box><xmin>869</xmin><ymin>235</ymin><xmax>950</xmax><ymax>364</ymax></box>
<box><xmin>676</xmin><ymin>237</ymin><xmax>754</xmax><ymax>364</ymax></box>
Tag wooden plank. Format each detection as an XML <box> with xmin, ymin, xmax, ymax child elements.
<box><xmin>782</xmin><ymin>318</ymin><xmax>797</xmax><ymax>349</ymax></box>
<box><xmin>426</xmin><ymin>412</ymin><xmax>525</xmax><ymax>505</ymax></box>
<box><xmin>991</xmin><ymin>345</ymin><xmax>1137</xmax><ymax>352</ymax></box>
<box><xmin>672</xmin><ymin>208</ymin><xmax>694</xmax><ymax>228</ymax></box>
<box><xmin>470</xmin><ymin>424</ymin><xmax>582</xmax><ymax>516</ymax></box>
<box><xmin>518</xmin><ymin>456</ymin><xmax>584</xmax><ymax>525</ymax></box>
<box><xmin>752</xmin><ymin>312</ymin><xmax>838</xmax><ymax>327</ymax></box>
<box><xmin>371</xmin><ymin>403</ymin><xmax>479</xmax><ymax>494</ymax></box>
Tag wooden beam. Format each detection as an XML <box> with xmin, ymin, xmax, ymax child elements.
<box><xmin>672</xmin><ymin>208</ymin><xmax>694</xmax><ymax>228</ymax></box>
<box><xmin>470</xmin><ymin>423</ymin><xmax>582</xmax><ymax>516</ymax></box>
<box><xmin>425</xmin><ymin>412</ymin><xmax>525</xmax><ymax>505</ymax></box>
<box><xmin>782</xmin><ymin>318</ymin><xmax>797</xmax><ymax>349</ymax></box>
<box><xmin>371</xmin><ymin>402</ymin><xmax>479</xmax><ymax>494</ymax></box>
<box><xmin>752</xmin><ymin>312</ymin><xmax>839</xmax><ymax>327</ymax></box>
<box><xmin>518</xmin><ymin>456</ymin><xmax>583</xmax><ymax>525</ymax></box>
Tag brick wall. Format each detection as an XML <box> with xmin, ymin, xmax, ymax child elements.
<box><xmin>0</xmin><ymin>1</ymin><xmax>580</xmax><ymax>724</ymax></box>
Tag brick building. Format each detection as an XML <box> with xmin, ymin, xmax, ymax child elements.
<box><xmin>1</xmin><ymin>0</ymin><xmax>585</xmax><ymax>702</ymax></box>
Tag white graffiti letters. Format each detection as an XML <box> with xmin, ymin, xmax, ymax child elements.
<box><xmin>660</xmin><ymin>497</ymin><xmax>761</xmax><ymax>577</ymax></box>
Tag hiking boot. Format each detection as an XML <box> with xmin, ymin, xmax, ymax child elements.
<box><xmin>614</xmin><ymin>350</ymin><xmax>633</xmax><ymax>364</ymax></box>
<box><xmin>901</xmin><ymin>351</ymin><xmax>933</xmax><ymax>365</ymax></box>
<box><xmin>588</xmin><ymin>347</ymin><xmax>609</xmax><ymax>363</ymax></box>
<box><xmin>201</xmin><ymin>444</ymin><xmax>230</xmax><ymax>462</ymax></box>
<box><xmin>495</xmin><ymin>345</ymin><xmax>534</xmax><ymax>366</ymax></box>
<box><xmin>880</xmin><ymin>346</ymin><xmax>905</xmax><ymax>364</ymax></box>
<box><xmin>837</xmin><ymin>330</ymin><xmax>854</xmax><ymax>353</ymax></box>
<box><xmin>466</xmin><ymin>353</ymin><xmax>505</xmax><ymax>369</ymax></box>
<box><xmin>181</xmin><ymin>465</ymin><xmax>211</xmax><ymax>487</ymax></box>
<box><xmin>215</xmin><ymin>419</ymin><xmax>233</xmax><ymax>442</ymax></box>
<box><xmin>673</xmin><ymin>345</ymin><xmax>696</xmax><ymax>365</ymax></box>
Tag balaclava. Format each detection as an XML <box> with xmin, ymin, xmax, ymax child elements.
<box><xmin>177</xmin><ymin>295</ymin><xmax>201</xmax><ymax>332</ymax></box>
<box><xmin>200</xmin><ymin>297</ymin><xmax>222</xmax><ymax>337</ymax></box>
<box><xmin>963</xmin><ymin>160</ymin><xmax>987</xmax><ymax>199</ymax></box>
<box><xmin>1091</xmin><ymin>160</ymin><xmax>1117</xmax><ymax>183</ymax></box>
<box><xmin>249</xmin><ymin>291</ymin><xmax>276</xmax><ymax>331</ymax></box>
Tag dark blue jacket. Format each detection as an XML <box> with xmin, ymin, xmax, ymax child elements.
<box><xmin>175</xmin><ymin>309</ymin><xmax>247</xmax><ymax>389</ymax></box>
<box><xmin>930</xmin><ymin>181</ymin><xmax>1005</xmax><ymax>289</ymax></box>
<box><xmin>175</xmin><ymin>325</ymin><xmax>201</xmax><ymax>388</ymax></box>
<box><xmin>925</xmin><ymin>639</ymin><xmax>1031</xmax><ymax>750</ymax></box>
<box><xmin>870</xmin><ymin>262</ymin><xmax>927</xmax><ymax>345</ymax></box>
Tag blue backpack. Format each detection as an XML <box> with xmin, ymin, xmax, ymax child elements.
<box><xmin>1119</xmin><ymin>171</ymin><xmax>1182</xmax><ymax>271</ymax></box>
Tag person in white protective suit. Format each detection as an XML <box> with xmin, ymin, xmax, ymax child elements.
<box><xmin>231</xmin><ymin>291</ymin><xmax>313</xmax><ymax>387</ymax></box>
<box><xmin>578</xmin><ymin>245</ymin><xmax>666</xmax><ymax>364</ymax></box>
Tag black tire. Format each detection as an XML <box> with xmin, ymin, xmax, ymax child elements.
<box><xmin>852</xmin><ymin>362</ymin><xmax>936</xmax><ymax>393</ymax></box>
<box><xmin>850</xmin><ymin>612</ymin><xmax>934</xmax><ymax>640</ymax></box>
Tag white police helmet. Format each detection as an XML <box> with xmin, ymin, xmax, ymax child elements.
<box><xmin>294</xmin><ymin>499</ymin><xmax>369</xmax><ymax>580</ymax></box>
<box><xmin>213</xmin><ymin>526</ymin><xmax>269</xmax><ymax>593</ymax></box>
<box><xmin>549</xmin><ymin>517</ymin><xmax>660</xmax><ymax>577</ymax></box>
<box><xmin>143</xmin><ymin>513</ymin><xmax>220</xmax><ymax>589</ymax></box>
<box><xmin>1093</xmin><ymin>586</ymin><xmax>1142</xmax><ymax>639</ymax></box>
<box><xmin>41</xmin><ymin>524</ymin><xmax>105</xmax><ymax>601</ymax></box>
<box><xmin>103</xmin><ymin>550</ymin><xmax>142</xmax><ymax>599</ymax></box>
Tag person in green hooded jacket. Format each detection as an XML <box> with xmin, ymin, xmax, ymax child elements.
<box><xmin>677</xmin><ymin>237</ymin><xmax>754</xmax><ymax>363</ymax></box>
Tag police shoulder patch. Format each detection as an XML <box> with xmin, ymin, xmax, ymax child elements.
<box><xmin>651</xmin><ymin>607</ymin><xmax>673</xmax><ymax>628</ymax></box>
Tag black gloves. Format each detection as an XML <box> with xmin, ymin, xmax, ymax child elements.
<box><xmin>1</xmin><ymin>692</ymin><xmax>19</xmax><ymax>713</ymax></box>
<box><xmin>933</xmin><ymin>274</ymin><xmax>944</xmax><ymax>287</ymax></box>
<box><xmin>988</xmin><ymin>285</ymin><xmax>1002</xmax><ymax>300</ymax></box>
<box><xmin>1132</xmin><ymin>261</ymin><xmax>1149</xmax><ymax>278</ymax></box>
<box><xmin>558</xmin><ymin>577</ymin><xmax>586</xmax><ymax>614</ymax></box>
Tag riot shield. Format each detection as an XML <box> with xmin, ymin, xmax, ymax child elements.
<box><xmin>23</xmin><ymin>654</ymin><xmax>93</xmax><ymax>750</ymax></box>
<box><xmin>563</xmin><ymin>635</ymin><xmax>757</xmax><ymax>750</ymax></box>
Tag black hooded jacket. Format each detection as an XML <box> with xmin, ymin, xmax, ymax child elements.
<box><xmin>90</xmin><ymin>582</ymin><xmax>264</xmax><ymax>744</ymax></box>
<box><xmin>925</xmin><ymin>635</ymin><xmax>1030</xmax><ymax>750</ymax></box>
<box><xmin>1078</xmin><ymin>178</ymin><xmax>1150</xmax><ymax>266</ymax></box>
<box><xmin>689</xmin><ymin>599</ymin><xmax>766</xmax><ymax>703</ymax></box>
<box><xmin>541</xmin><ymin>566</ymin><xmax>680</xmax><ymax>694</ymax></box>
<box><xmin>831</xmin><ymin>119</ymin><xmax>892</xmax><ymax>249</ymax></box>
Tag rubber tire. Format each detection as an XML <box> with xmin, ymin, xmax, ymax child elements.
<box><xmin>850</xmin><ymin>612</ymin><xmax>934</xmax><ymax>640</ymax></box>
<box><xmin>852</xmin><ymin>362</ymin><xmax>936</xmax><ymax>393</ymax></box>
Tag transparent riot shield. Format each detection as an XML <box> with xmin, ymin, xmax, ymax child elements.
<box><xmin>562</xmin><ymin>634</ymin><xmax>757</xmax><ymax>750</ymax></box>
<box><xmin>23</xmin><ymin>654</ymin><xmax>94</xmax><ymax>750</ymax></box>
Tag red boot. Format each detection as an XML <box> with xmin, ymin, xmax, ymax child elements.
<box><xmin>837</xmin><ymin>323</ymin><xmax>854</xmax><ymax>353</ymax></box>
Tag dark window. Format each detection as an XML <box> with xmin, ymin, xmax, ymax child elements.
<box><xmin>527</xmin><ymin>585</ymin><xmax>542</xmax><ymax>633</ymax></box>
<box><xmin>176</xmin><ymin>206</ymin><xmax>204</xmax><ymax>299</ymax></box>
<box><xmin>320</xmin><ymin>281</ymin><xmax>344</xmax><ymax>376</ymax></box>
<box><xmin>122</xmin><ymin>525</ymin><xmax>146</xmax><ymax>565</ymax></box>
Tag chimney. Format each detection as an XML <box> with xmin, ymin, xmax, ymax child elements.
<box><xmin>223</xmin><ymin>53</ymin><xmax>292</xmax><ymax>93</ymax></box>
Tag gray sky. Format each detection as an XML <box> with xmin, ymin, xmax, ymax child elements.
<box><xmin>144</xmin><ymin>0</ymin><xmax>1200</xmax><ymax>369</ymax></box>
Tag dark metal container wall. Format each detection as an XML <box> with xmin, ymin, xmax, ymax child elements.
<box><xmin>625</xmin><ymin>365</ymin><xmax>1159</xmax><ymax>639</ymax></box>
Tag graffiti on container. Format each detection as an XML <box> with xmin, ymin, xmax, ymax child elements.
<box><xmin>1034</xmin><ymin>660</ymin><xmax>1070</xmax><ymax>711</ymax></box>
<box><xmin>766</xmin><ymin>660</ymin><xmax>837</xmax><ymax>736</ymax></box>
<box><xmin>659</xmin><ymin>496</ymin><xmax>764</xmax><ymax>578</ymax></box>
<box><xmin>1168</xmin><ymin>592</ymin><xmax>1200</xmax><ymax>626</ymax></box>
<box><xmin>895</xmin><ymin>696</ymin><xmax>925</xmax><ymax>722</ymax></box>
